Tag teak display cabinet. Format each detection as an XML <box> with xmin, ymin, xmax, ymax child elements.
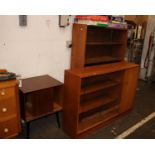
<box><xmin>63</xmin><ymin>62</ymin><xmax>139</xmax><ymax>138</ymax></box>
<box><xmin>63</xmin><ymin>23</ymin><xmax>139</xmax><ymax>138</ymax></box>
<box><xmin>71</xmin><ymin>23</ymin><xmax>127</xmax><ymax>69</ymax></box>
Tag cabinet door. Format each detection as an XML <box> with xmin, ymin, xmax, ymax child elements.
<box><xmin>119</xmin><ymin>66</ymin><xmax>139</xmax><ymax>113</ymax></box>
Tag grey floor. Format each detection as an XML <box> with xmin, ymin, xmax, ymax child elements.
<box><xmin>17</xmin><ymin>80</ymin><xmax>155</xmax><ymax>139</ymax></box>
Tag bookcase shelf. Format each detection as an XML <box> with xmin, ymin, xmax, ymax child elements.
<box><xmin>85</xmin><ymin>56</ymin><xmax>121</xmax><ymax>66</ymax></box>
<box><xmin>86</xmin><ymin>42</ymin><xmax>123</xmax><ymax>46</ymax></box>
<box><xmin>78</xmin><ymin>105</ymin><xmax>119</xmax><ymax>133</ymax></box>
<box><xmin>79</xmin><ymin>95</ymin><xmax>118</xmax><ymax>113</ymax></box>
<box><xmin>80</xmin><ymin>80</ymin><xmax>120</xmax><ymax>95</ymax></box>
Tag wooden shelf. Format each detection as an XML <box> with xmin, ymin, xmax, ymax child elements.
<box><xmin>68</xmin><ymin>62</ymin><xmax>139</xmax><ymax>79</ymax></box>
<box><xmin>85</xmin><ymin>56</ymin><xmax>121</xmax><ymax>65</ymax></box>
<box><xmin>79</xmin><ymin>95</ymin><xmax>118</xmax><ymax>113</ymax></box>
<box><xmin>81</xmin><ymin>80</ymin><xmax>120</xmax><ymax>95</ymax></box>
<box><xmin>25</xmin><ymin>102</ymin><xmax>62</xmax><ymax>122</ymax></box>
<box><xmin>86</xmin><ymin>42</ymin><xmax>123</xmax><ymax>46</ymax></box>
<box><xmin>78</xmin><ymin>105</ymin><xmax>119</xmax><ymax>133</ymax></box>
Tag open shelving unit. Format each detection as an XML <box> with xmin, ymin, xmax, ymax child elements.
<box><xmin>71</xmin><ymin>24</ymin><xmax>127</xmax><ymax>69</ymax></box>
<box><xmin>63</xmin><ymin>62</ymin><xmax>139</xmax><ymax>138</ymax></box>
<box><xmin>63</xmin><ymin>23</ymin><xmax>139</xmax><ymax>138</ymax></box>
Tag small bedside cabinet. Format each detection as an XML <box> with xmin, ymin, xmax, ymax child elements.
<box><xmin>19</xmin><ymin>75</ymin><xmax>63</xmax><ymax>138</ymax></box>
<box><xmin>0</xmin><ymin>80</ymin><xmax>21</xmax><ymax>138</ymax></box>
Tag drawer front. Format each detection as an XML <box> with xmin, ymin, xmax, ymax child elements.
<box><xmin>0</xmin><ymin>117</ymin><xmax>19</xmax><ymax>138</ymax></box>
<box><xmin>0</xmin><ymin>97</ymin><xmax>16</xmax><ymax>118</ymax></box>
<box><xmin>0</xmin><ymin>87</ymin><xmax>15</xmax><ymax>101</ymax></box>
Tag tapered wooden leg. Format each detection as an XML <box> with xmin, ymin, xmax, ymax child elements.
<box><xmin>55</xmin><ymin>112</ymin><xmax>61</xmax><ymax>128</ymax></box>
<box><xmin>24</xmin><ymin>122</ymin><xmax>30</xmax><ymax>139</ymax></box>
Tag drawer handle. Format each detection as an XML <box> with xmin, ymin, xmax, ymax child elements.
<box><xmin>2</xmin><ymin>108</ymin><xmax>7</xmax><ymax>112</ymax></box>
<box><xmin>4</xmin><ymin>128</ymin><xmax>9</xmax><ymax>133</ymax></box>
<box><xmin>0</xmin><ymin>90</ymin><xmax>5</xmax><ymax>96</ymax></box>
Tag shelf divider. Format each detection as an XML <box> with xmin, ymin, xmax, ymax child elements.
<box><xmin>79</xmin><ymin>95</ymin><xmax>118</xmax><ymax>114</ymax></box>
<box><xmin>81</xmin><ymin>80</ymin><xmax>120</xmax><ymax>95</ymax></box>
<box><xmin>26</xmin><ymin>102</ymin><xmax>62</xmax><ymax>122</ymax></box>
<box><xmin>78</xmin><ymin>105</ymin><xmax>119</xmax><ymax>134</ymax></box>
<box><xmin>86</xmin><ymin>41</ymin><xmax>123</xmax><ymax>45</ymax></box>
<box><xmin>85</xmin><ymin>56</ymin><xmax>121</xmax><ymax>65</ymax></box>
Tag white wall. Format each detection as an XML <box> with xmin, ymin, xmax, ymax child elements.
<box><xmin>0</xmin><ymin>15</ymin><xmax>73</xmax><ymax>82</ymax></box>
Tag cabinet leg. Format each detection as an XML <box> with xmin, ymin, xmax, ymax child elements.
<box><xmin>24</xmin><ymin>122</ymin><xmax>30</xmax><ymax>139</ymax></box>
<box><xmin>55</xmin><ymin>112</ymin><xmax>61</xmax><ymax>128</ymax></box>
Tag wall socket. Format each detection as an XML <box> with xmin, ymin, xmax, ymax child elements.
<box><xmin>66</xmin><ymin>41</ymin><xmax>72</xmax><ymax>48</ymax></box>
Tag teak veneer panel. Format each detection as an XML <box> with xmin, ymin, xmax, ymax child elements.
<box><xmin>20</xmin><ymin>75</ymin><xmax>62</xmax><ymax>93</ymax></box>
<box><xmin>68</xmin><ymin>61</ymin><xmax>139</xmax><ymax>78</ymax></box>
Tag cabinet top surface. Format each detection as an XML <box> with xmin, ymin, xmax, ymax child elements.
<box><xmin>20</xmin><ymin>75</ymin><xmax>62</xmax><ymax>94</ymax></box>
<box><xmin>66</xmin><ymin>62</ymin><xmax>139</xmax><ymax>78</ymax></box>
<box><xmin>0</xmin><ymin>79</ymin><xmax>18</xmax><ymax>89</ymax></box>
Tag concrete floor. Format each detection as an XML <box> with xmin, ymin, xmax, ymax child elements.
<box><xmin>17</xmin><ymin>80</ymin><xmax>155</xmax><ymax>139</ymax></box>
